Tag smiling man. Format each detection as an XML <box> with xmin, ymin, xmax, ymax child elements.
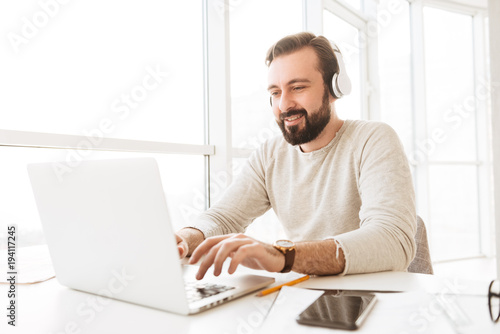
<box><xmin>176</xmin><ymin>32</ymin><xmax>417</xmax><ymax>279</ymax></box>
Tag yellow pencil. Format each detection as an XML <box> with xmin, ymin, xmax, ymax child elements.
<box><xmin>256</xmin><ymin>275</ymin><xmax>310</xmax><ymax>297</ymax></box>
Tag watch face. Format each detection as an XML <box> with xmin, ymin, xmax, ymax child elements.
<box><xmin>277</xmin><ymin>240</ymin><xmax>294</xmax><ymax>248</ymax></box>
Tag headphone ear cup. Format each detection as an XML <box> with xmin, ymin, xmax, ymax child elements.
<box><xmin>331</xmin><ymin>43</ymin><xmax>352</xmax><ymax>98</ymax></box>
<box><xmin>332</xmin><ymin>73</ymin><xmax>341</xmax><ymax>98</ymax></box>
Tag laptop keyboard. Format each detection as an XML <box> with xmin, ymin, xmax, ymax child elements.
<box><xmin>185</xmin><ymin>282</ymin><xmax>235</xmax><ymax>303</ymax></box>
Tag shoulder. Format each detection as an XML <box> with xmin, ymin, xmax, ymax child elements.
<box><xmin>345</xmin><ymin>120</ymin><xmax>398</xmax><ymax>139</ymax></box>
<box><xmin>343</xmin><ymin>120</ymin><xmax>402</xmax><ymax>148</ymax></box>
<box><xmin>340</xmin><ymin>120</ymin><xmax>406</xmax><ymax>163</ymax></box>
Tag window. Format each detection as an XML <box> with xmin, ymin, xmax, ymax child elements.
<box><xmin>229</xmin><ymin>0</ymin><xmax>302</xmax><ymax>240</ymax></box>
<box><xmin>1</xmin><ymin>0</ymin><xmax>204</xmax><ymax>144</ymax></box>
<box><xmin>378</xmin><ymin>0</ymin><xmax>491</xmax><ymax>262</ymax></box>
<box><xmin>377</xmin><ymin>0</ymin><xmax>412</xmax><ymax>153</ymax></box>
<box><xmin>0</xmin><ymin>0</ymin><xmax>207</xmax><ymax>247</ymax></box>
<box><xmin>323</xmin><ymin>9</ymin><xmax>363</xmax><ymax>120</ymax></box>
<box><xmin>341</xmin><ymin>0</ymin><xmax>363</xmax><ymax>11</ymax></box>
<box><xmin>230</xmin><ymin>0</ymin><xmax>302</xmax><ymax>151</ymax></box>
<box><xmin>422</xmin><ymin>6</ymin><xmax>482</xmax><ymax>260</ymax></box>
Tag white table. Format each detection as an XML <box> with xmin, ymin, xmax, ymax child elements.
<box><xmin>1</xmin><ymin>269</ymin><xmax>498</xmax><ymax>334</ymax></box>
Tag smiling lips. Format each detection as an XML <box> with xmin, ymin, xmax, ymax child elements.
<box><xmin>284</xmin><ymin>114</ymin><xmax>304</xmax><ymax>126</ymax></box>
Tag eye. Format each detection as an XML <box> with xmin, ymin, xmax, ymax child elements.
<box><xmin>270</xmin><ymin>91</ymin><xmax>280</xmax><ymax>97</ymax></box>
<box><xmin>293</xmin><ymin>86</ymin><xmax>305</xmax><ymax>91</ymax></box>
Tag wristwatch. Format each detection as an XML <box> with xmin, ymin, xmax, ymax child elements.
<box><xmin>273</xmin><ymin>240</ymin><xmax>296</xmax><ymax>273</ymax></box>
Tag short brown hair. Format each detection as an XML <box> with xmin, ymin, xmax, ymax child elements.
<box><xmin>265</xmin><ymin>32</ymin><xmax>339</xmax><ymax>98</ymax></box>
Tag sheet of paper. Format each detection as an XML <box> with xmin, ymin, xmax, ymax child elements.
<box><xmin>297</xmin><ymin>271</ymin><xmax>488</xmax><ymax>296</ymax></box>
<box><xmin>257</xmin><ymin>287</ymin><xmax>459</xmax><ymax>334</ymax></box>
<box><xmin>257</xmin><ymin>286</ymin><xmax>324</xmax><ymax>333</ymax></box>
<box><xmin>362</xmin><ymin>292</ymin><xmax>457</xmax><ymax>334</ymax></box>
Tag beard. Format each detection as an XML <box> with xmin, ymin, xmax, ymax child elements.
<box><xmin>277</xmin><ymin>89</ymin><xmax>331</xmax><ymax>146</ymax></box>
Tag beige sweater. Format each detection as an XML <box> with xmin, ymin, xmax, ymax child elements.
<box><xmin>190</xmin><ymin>120</ymin><xmax>417</xmax><ymax>275</ymax></box>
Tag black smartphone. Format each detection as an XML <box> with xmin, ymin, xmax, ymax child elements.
<box><xmin>296</xmin><ymin>290</ymin><xmax>377</xmax><ymax>330</ymax></box>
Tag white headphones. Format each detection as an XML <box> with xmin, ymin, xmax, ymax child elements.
<box><xmin>330</xmin><ymin>42</ymin><xmax>352</xmax><ymax>98</ymax></box>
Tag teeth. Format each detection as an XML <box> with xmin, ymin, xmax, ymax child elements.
<box><xmin>286</xmin><ymin>115</ymin><xmax>302</xmax><ymax>121</ymax></box>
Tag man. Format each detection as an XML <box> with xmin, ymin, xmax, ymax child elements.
<box><xmin>176</xmin><ymin>32</ymin><xmax>416</xmax><ymax>279</ymax></box>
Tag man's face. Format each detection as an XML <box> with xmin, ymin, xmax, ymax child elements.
<box><xmin>267</xmin><ymin>47</ymin><xmax>333</xmax><ymax>146</ymax></box>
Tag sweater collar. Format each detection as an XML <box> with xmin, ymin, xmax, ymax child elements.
<box><xmin>292</xmin><ymin>119</ymin><xmax>351</xmax><ymax>158</ymax></box>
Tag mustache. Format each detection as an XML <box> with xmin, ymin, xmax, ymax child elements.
<box><xmin>279</xmin><ymin>109</ymin><xmax>306</xmax><ymax>121</ymax></box>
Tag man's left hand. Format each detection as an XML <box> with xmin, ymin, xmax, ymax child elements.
<box><xmin>188</xmin><ymin>234</ymin><xmax>285</xmax><ymax>280</ymax></box>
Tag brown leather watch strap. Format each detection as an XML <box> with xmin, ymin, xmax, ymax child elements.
<box><xmin>273</xmin><ymin>240</ymin><xmax>296</xmax><ymax>273</ymax></box>
<box><xmin>280</xmin><ymin>247</ymin><xmax>295</xmax><ymax>273</ymax></box>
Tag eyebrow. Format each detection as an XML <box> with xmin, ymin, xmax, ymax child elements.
<box><xmin>267</xmin><ymin>78</ymin><xmax>312</xmax><ymax>91</ymax></box>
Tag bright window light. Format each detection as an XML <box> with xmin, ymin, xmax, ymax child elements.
<box><xmin>423</xmin><ymin>6</ymin><xmax>480</xmax><ymax>261</ymax></box>
<box><xmin>378</xmin><ymin>0</ymin><xmax>412</xmax><ymax>153</ymax></box>
<box><xmin>341</xmin><ymin>0</ymin><xmax>362</xmax><ymax>11</ymax></box>
<box><xmin>323</xmin><ymin>10</ymin><xmax>362</xmax><ymax>120</ymax></box>
<box><xmin>229</xmin><ymin>0</ymin><xmax>302</xmax><ymax>150</ymax></box>
<box><xmin>0</xmin><ymin>1</ymin><xmax>204</xmax><ymax>144</ymax></box>
<box><xmin>424</xmin><ymin>7</ymin><xmax>476</xmax><ymax>162</ymax></box>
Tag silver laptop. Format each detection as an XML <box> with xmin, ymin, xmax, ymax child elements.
<box><xmin>27</xmin><ymin>158</ymin><xmax>274</xmax><ymax>315</ymax></box>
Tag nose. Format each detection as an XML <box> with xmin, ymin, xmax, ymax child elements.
<box><xmin>278</xmin><ymin>91</ymin><xmax>296</xmax><ymax>113</ymax></box>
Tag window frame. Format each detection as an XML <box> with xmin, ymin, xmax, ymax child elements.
<box><xmin>309</xmin><ymin>0</ymin><xmax>379</xmax><ymax>121</ymax></box>
<box><xmin>409</xmin><ymin>0</ymin><xmax>492</xmax><ymax>259</ymax></box>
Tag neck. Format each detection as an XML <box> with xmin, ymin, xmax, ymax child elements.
<box><xmin>299</xmin><ymin>113</ymin><xmax>344</xmax><ymax>153</ymax></box>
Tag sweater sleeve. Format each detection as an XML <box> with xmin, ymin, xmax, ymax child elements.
<box><xmin>186</xmin><ymin>144</ymin><xmax>272</xmax><ymax>237</ymax></box>
<box><xmin>333</xmin><ymin>123</ymin><xmax>417</xmax><ymax>275</ymax></box>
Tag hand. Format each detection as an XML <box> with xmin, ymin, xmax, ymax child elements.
<box><xmin>188</xmin><ymin>233</ymin><xmax>285</xmax><ymax>280</ymax></box>
<box><xmin>176</xmin><ymin>233</ymin><xmax>189</xmax><ymax>259</ymax></box>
